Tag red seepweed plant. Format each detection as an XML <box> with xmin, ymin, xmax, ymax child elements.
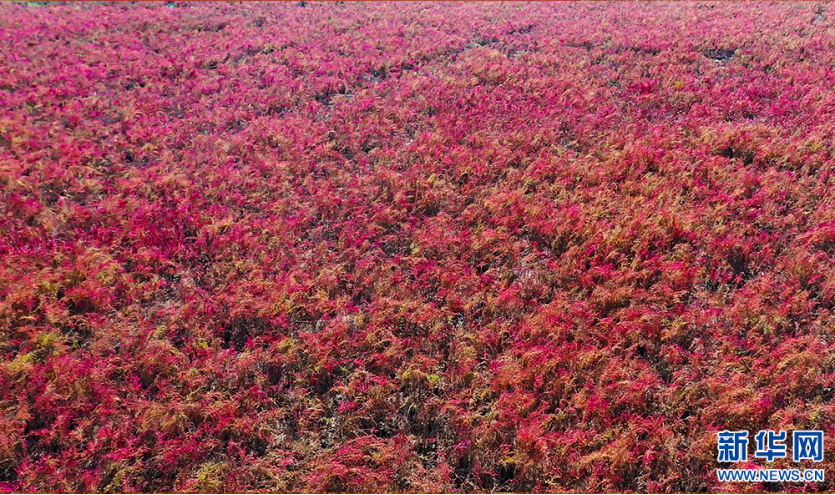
<box><xmin>1</xmin><ymin>1</ymin><xmax>835</xmax><ymax>492</ymax></box>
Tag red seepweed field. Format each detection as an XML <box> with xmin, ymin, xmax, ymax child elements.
<box><xmin>2</xmin><ymin>1</ymin><xmax>835</xmax><ymax>492</ymax></box>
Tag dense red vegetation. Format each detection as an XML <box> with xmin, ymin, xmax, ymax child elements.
<box><xmin>2</xmin><ymin>1</ymin><xmax>835</xmax><ymax>492</ymax></box>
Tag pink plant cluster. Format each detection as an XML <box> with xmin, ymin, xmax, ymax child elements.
<box><xmin>2</xmin><ymin>1</ymin><xmax>835</xmax><ymax>492</ymax></box>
